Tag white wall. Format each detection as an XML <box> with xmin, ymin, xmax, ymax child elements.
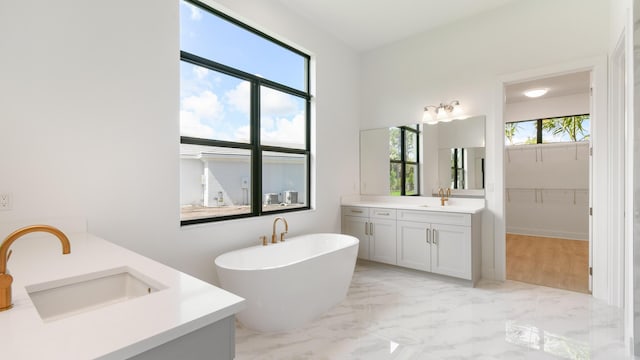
<box><xmin>505</xmin><ymin>143</ymin><xmax>590</xmax><ymax>240</ymax></box>
<box><xmin>505</xmin><ymin>93</ymin><xmax>590</xmax><ymax>123</ymax></box>
<box><xmin>0</xmin><ymin>0</ymin><xmax>360</xmax><ymax>284</ymax></box>
<box><xmin>360</xmin><ymin>0</ymin><xmax>609</xmax><ymax>279</ymax></box>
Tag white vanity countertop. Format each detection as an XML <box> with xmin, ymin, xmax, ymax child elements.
<box><xmin>0</xmin><ymin>232</ymin><xmax>245</xmax><ymax>360</ymax></box>
<box><xmin>341</xmin><ymin>195</ymin><xmax>485</xmax><ymax>214</ymax></box>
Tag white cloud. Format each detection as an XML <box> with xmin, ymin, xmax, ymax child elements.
<box><xmin>182</xmin><ymin>90</ymin><xmax>224</xmax><ymax>121</ymax></box>
<box><xmin>261</xmin><ymin>112</ymin><xmax>306</xmax><ymax>147</ymax></box>
<box><xmin>180</xmin><ymin>110</ymin><xmax>214</xmax><ymax>138</ymax></box>
<box><xmin>225</xmin><ymin>83</ymin><xmax>301</xmax><ymax>119</ymax></box>
<box><xmin>193</xmin><ymin>66</ymin><xmax>209</xmax><ymax>80</ymax></box>
<box><xmin>188</xmin><ymin>4</ymin><xmax>202</xmax><ymax>20</ymax></box>
<box><xmin>234</xmin><ymin>125</ymin><xmax>251</xmax><ymax>143</ymax></box>
<box><xmin>261</xmin><ymin>87</ymin><xmax>298</xmax><ymax>117</ymax></box>
<box><xmin>262</xmin><ymin>117</ymin><xmax>274</xmax><ymax>129</ymax></box>
<box><xmin>180</xmin><ymin>90</ymin><xmax>225</xmax><ymax>139</ymax></box>
<box><xmin>226</xmin><ymin>81</ymin><xmax>251</xmax><ymax>114</ymax></box>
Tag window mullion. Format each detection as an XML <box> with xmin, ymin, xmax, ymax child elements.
<box><xmin>400</xmin><ymin>128</ymin><xmax>406</xmax><ymax>196</ymax></box>
<box><xmin>251</xmin><ymin>80</ymin><xmax>261</xmax><ymax>216</ymax></box>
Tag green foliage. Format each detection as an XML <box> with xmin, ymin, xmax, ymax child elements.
<box><xmin>390</xmin><ymin>163</ymin><xmax>401</xmax><ymax>196</ymax></box>
<box><xmin>541</xmin><ymin>115</ymin><xmax>590</xmax><ymax>142</ymax></box>
<box><xmin>505</xmin><ymin>115</ymin><xmax>590</xmax><ymax>145</ymax></box>
<box><xmin>389</xmin><ymin>127</ymin><xmax>401</xmax><ymax>161</ymax></box>
<box><xmin>504</xmin><ymin>123</ymin><xmax>519</xmax><ymax>145</ymax></box>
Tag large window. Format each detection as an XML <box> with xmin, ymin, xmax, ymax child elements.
<box><xmin>505</xmin><ymin>114</ymin><xmax>590</xmax><ymax>146</ymax></box>
<box><xmin>179</xmin><ymin>0</ymin><xmax>311</xmax><ymax>225</ymax></box>
<box><xmin>390</xmin><ymin>125</ymin><xmax>419</xmax><ymax>196</ymax></box>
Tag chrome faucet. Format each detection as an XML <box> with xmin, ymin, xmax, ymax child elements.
<box><xmin>0</xmin><ymin>225</ymin><xmax>71</xmax><ymax>311</ymax></box>
<box><xmin>438</xmin><ymin>187</ymin><xmax>452</xmax><ymax>206</ymax></box>
<box><xmin>272</xmin><ymin>217</ymin><xmax>288</xmax><ymax>244</ymax></box>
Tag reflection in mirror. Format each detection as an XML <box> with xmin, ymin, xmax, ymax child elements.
<box><xmin>438</xmin><ymin>147</ymin><xmax>485</xmax><ymax>190</ymax></box>
<box><xmin>360</xmin><ymin>115</ymin><xmax>486</xmax><ymax>198</ymax></box>
<box><xmin>423</xmin><ymin>115</ymin><xmax>485</xmax><ymax>196</ymax></box>
<box><xmin>360</xmin><ymin>125</ymin><xmax>420</xmax><ymax>196</ymax></box>
<box><xmin>390</xmin><ymin>126</ymin><xmax>419</xmax><ymax>196</ymax></box>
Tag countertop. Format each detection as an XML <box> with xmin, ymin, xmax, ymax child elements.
<box><xmin>0</xmin><ymin>232</ymin><xmax>245</xmax><ymax>360</ymax></box>
<box><xmin>341</xmin><ymin>196</ymin><xmax>485</xmax><ymax>215</ymax></box>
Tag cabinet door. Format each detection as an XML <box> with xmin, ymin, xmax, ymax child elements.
<box><xmin>431</xmin><ymin>223</ymin><xmax>471</xmax><ymax>279</ymax></box>
<box><xmin>343</xmin><ymin>215</ymin><xmax>370</xmax><ymax>260</ymax></box>
<box><xmin>369</xmin><ymin>219</ymin><xmax>397</xmax><ymax>265</ymax></box>
<box><xmin>396</xmin><ymin>221</ymin><xmax>430</xmax><ymax>271</ymax></box>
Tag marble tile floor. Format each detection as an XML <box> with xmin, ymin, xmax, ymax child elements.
<box><xmin>235</xmin><ymin>261</ymin><xmax>632</xmax><ymax>359</ymax></box>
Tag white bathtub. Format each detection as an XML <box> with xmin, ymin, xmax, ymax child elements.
<box><xmin>214</xmin><ymin>233</ymin><xmax>358</xmax><ymax>332</ymax></box>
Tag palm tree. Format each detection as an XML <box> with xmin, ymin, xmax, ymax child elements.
<box><xmin>541</xmin><ymin>115</ymin><xmax>590</xmax><ymax>142</ymax></box>
<box><xmin>505</xmin><ymin>122</ymin><xmax>520</xmax><ymax>145</ymax></box>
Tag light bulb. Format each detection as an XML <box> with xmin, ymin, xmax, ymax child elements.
<box><xmin>452</xmin><ymin>103</ymin><xmax>464</xmax><ymax>116</ymax></box>
<box><xmin>422</xmin><ymin>109</ymin><xmax>434</xmax><ymax>123</ymax></box>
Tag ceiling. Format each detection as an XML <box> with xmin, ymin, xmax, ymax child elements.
<box><xmin>505</xmin><ymin>71</ymin><xmax>591</xmax><ymax>104</ymax></box>
<box><xmin>275</xmin><ymin>0</ymin><xmax>520</xmax><ymax>51</ymax></box>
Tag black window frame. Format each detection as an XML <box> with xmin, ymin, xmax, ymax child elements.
<box><xmin>505</xmin><ymin>113</ymin><xmax>590</xmax><ymax>145</ymax></box>
<box><xmin>179</xmin><ymin>0</ymin><xmax>312</xmax><ymax>226</ymax></box>
<box><xmin>390</xmin><ymin>125</ymin><xmax>420</xmax><ymax>196</ymax></box>
<box><xmin>450</xmin><ymin>148</ymin><xmax>465</xmax><ymax>189</ymax></box>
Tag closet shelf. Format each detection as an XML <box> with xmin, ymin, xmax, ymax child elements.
<box><xmin>505</xmin><ymin>187</ymin><xmax>588</xmax><ymax>191</ymax></box>
<box><xmin>505</xmin><ymin>187</ymin><xmax>588</xmax><ymax>204</ymax></box>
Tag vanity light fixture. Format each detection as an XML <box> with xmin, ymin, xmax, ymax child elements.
<box><xmin>523</xmin><ymin>88</ymin><xmax>548</xmax><ymax>98</ymax></box>
<box><xmin>422</xmin><ymin>100</ymin><xmax>465</xmax><ymax>125</ymax></box>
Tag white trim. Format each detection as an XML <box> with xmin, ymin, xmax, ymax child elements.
<box><xmin>621</xmin><ymin>5</ymin><xmax>635</xmax><ymax>352</ymax></box>
<box><xmin>610</xmin><ymin>33</ymin><xmax>627</xmax><ymax>309</ymax></box>
<box><xmin>494</xmin><ymin>56</ymin><xmax>613</xmax><ymax>304</ymax></box>
<box><xmin>506</xmin><ymin>228</ymin><xmax>588</xmax><ymax>241</ymax></box>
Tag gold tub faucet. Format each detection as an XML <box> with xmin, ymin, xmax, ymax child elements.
<box><xmin>272</xmin><ymin>217</ymin><xmax>288</xmax><ymax>243</ymax></box>
<box><xmin>0</xmin><ymin>225</ymin><xmax>71</xmax><ymax>312</ymax></box>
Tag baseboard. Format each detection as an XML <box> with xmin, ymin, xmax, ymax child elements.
<box><xmin>481</xmin><ymin>267</ymin><xmax>498</xmax><ymax>281</ymax></box>
<box><xmin>506</xmin><ymin>227</ymin><xmax>588</xmax><ymax>241</ymax></box>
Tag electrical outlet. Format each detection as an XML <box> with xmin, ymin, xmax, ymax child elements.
<box><xmin>0</xmin><ymin>193</ymin><xmax>12</xmax><ymax>211</ymax></box>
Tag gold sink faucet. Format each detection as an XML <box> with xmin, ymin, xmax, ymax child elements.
<box><xmin>438</xmin><ymin>187</ymin><xmax>452</xmax><ymax>206</ymax></box>
<box><xmin>0</xmin><ymin>225</ymin><xmax>71</xmax><ymax>312</ymax></box>
<box><xmin>272</xmin><ymin>217</ymin><xmax>288</xmax><ymax>244</ymax></box>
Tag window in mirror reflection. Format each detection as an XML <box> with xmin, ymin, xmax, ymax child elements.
<box><xmin>450</xmin><ymin>148</ymin><xmax>465</xmax><ymax>189</ymax></box>
<box><xmin>389</xmin><ymin>125</ymin><xmax>420</xmax><ymax>196</ymax></box>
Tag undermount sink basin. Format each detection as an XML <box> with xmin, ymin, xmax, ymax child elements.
<box><xmin>26</xmin><ymin>266</ymin><xmax>166</xmax><ymax>321</ymax></box>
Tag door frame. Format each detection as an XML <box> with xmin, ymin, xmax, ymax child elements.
<box><xmin>494</xmin><ymin>56</ymin><xmax>616</xmax><ymax>304</ymax></box>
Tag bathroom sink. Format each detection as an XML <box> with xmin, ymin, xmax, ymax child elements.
<box><xmin>26</xmin><ymin>266</ymin><xmax>166</xmax><ymax>321</ymax></box>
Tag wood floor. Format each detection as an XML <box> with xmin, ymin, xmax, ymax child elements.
<box><xmin>506</xmin><ymin>233</ymin><xmax>590</xmax><ymax>294</ymax></box>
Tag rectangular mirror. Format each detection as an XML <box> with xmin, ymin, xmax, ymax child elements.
<box><xmin>360</xmin><ymin>115</ymin><xmax>485</xmax><ymax>197</ymax></box>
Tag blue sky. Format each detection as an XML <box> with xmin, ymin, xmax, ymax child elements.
<box><xmin>506</xmin><ymin>119</ymin><xmax>590</xmax><ymax>145</ymax></box>
<box><xmin>179</xmin><ymin>1</ymin><xmax>307</xmax><ymax>148</ymax></box>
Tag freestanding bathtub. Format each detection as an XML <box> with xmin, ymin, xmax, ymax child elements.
<box><xmin>214</xmin><ymin>233</ymin><xmax>358</xmax><ymax>332</ymax></box>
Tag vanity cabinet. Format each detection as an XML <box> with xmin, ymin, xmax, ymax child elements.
<box><xmin>397</xmin><ymin>220</ymin><xmax>471</xmax><ymax>279</ymax></box>
<box><xmin>343</xmin><ymin>205</ymin><xmax>481</xmax><ymax>285</ymax></box>
<box><xmin>341</xmin><ymin>207</ymin><xmax>396</xmax><ymax>264</ymax></box>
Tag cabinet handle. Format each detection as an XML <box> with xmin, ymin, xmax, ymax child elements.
<box><xmin>364</xmin><ymin>222</ymin><xmax>368</xmax><ymax>235</ymax></box>
<box><xmin>370</xmin><ymin>223</ymin><xmax>374</xmax><ymax>235</ymax></box>
<box><xmin>433</xmin><ymin>229</ymin><xmax>438</xmax><ymax>245</ymax></box>
<box><xmin>426</xmin><ymin>228</ymin><xmax>431</xmax><ymax>244</ymax></box>
<box><xmin>351</xmin><ymin>209</ymin><xmax>363</xmax><ymax>214</ymax></box>
<box><xmin>378</xmin><ymin>212</ymin><xmax>390</xmax><ymax>216</ymax></box>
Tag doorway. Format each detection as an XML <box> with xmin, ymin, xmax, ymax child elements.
<box><xmin>503</xmin><ymin>71</ymin><xmax>591</xmax><ymax>294</ymax></box>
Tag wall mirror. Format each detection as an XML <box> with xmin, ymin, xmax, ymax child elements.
<box><xmin>360</xmin><ymin>115</ymin><xmax>485</xmax><ymax>198</ymax></box>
